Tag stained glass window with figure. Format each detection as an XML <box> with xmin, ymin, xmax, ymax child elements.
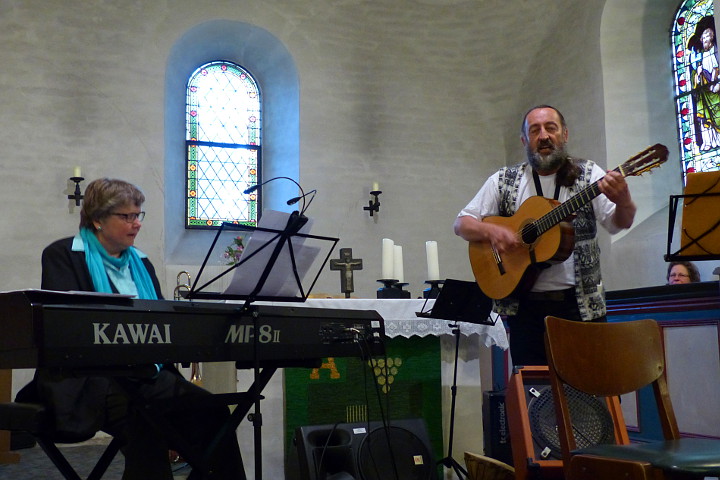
<box><xmin>186</xmin><ymin>60</ymin><xmax>261</xmax><ymax>228</ymax></box>
<box><xmin>672</xmin><ymin>0</ymin><xmax>720</xmax><ymax>182</ymax></box>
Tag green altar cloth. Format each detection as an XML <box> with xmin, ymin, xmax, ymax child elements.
<box><xmin>284</xmin><ymin>335</ymin><xmax>443</xmax><ymax>479</ymax></box>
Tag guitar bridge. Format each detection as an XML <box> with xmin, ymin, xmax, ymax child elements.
<box><xmin>492</xmin><ymin>247</ymin><xmax>506</xmax><ymax>275</ymax></box>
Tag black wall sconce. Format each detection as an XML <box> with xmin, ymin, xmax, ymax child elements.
<box><xmin>363</xmin><ymin>182</ymin><xmax>382</xmax><ymax>217</ymax></box>
<box><xmin>68</xmin><ymin>166</ymin><xmax>84</xmax><ymax>206</ymax></box>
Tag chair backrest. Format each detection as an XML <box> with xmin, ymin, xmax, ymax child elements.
<box><xmin>544</xmin><ymin>317</ymin><xmax>665</xmax><ymax>397</ymax></box>
<box><xmin>464</xmin><ymin>451</ymin><xmax>515</xmax><ymax>480</ymax></box>
<box><xmin>544</xmin><ymin>316</ymin><xmax>681</xmax><ymax>465</ymax></box>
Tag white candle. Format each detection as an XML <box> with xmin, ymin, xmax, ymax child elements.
<box><xmin>393</xmin><ymin>245</ymin><xmax>404</xmax><ymax>283</ymax></box>
<box><xmin>73</xmin><ymin>166</ymin><xmax>82</xmax><ymax>178</ymax></box>
<box><xmin>382</xmin><ymin>238</ymin><xmax>394</xmax><ymax>279</ymax></box>
<box><xmin>372</xmin><ymin>182</ymin><xmax>380</xmax><ymax>192</ymax></box>
<box><xmin>426</xmin><ymin>241</ymin><xmax>440</xmax><ymax>280</ymax></box>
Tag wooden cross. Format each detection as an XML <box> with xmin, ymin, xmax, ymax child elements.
<box><xmin>330</xmin><ymin>248</ymin><xmax>363</xmax><ymax>298</ymax></box>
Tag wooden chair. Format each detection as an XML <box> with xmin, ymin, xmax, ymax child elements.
<box><xmin>544</xmin><ymin>316</ymin><xmax>720</xmax><ymax>480</ymax></box>
<box><xmin>464</xmin><ymin>451</ymin><xmax>515</xmax><ymax>480</ymax></box>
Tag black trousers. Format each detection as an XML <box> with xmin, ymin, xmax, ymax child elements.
<box><xmin>505</xmin><ymin>289</ymin><xmax>604</xmax><ymax>367</ymax></box>
<box><xmin>105</xmin><ymin>370</ymin><xmax>244</xmax><ymax>480</ymax></box>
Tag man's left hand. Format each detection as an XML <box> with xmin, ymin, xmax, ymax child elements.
<box><xmin>599</xmin><ymin>170</ymin><xmax>636</xmax><ymax>229</ymax></box>
<box><xmin>598</xmin><ymin>171</ymin><xmax>632</xmax><ymax>207</ymax></box>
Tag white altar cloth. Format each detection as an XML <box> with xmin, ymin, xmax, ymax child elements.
<box><xmin>220</xmin><ymin>297</ymin><xmax>505</xmax><ymax>479</ymax></box>
<box><xmin>299</xmin><ymin>298</ymin><xmax>508</xmax><ymax>349</ymax></box>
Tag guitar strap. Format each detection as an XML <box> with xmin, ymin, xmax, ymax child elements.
<box><xmin>530</xmin><ymin>169</ymin><xmax>561</xmax><ymax>266</ymax></box>
<box><xmin>531</xmin><ymin>169</ymin><xmax>561</xmax><ymax>200</ymax></box>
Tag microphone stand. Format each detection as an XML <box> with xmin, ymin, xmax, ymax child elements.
<box><xmin>437</xmin><ymin>322</ymin><xmax>469</xmax><ymax>479</ymax></box>
<box><xmin>238</xmin><ymin>210</ymin><xmax>308</xmax><ymax>480</ymax></box>
<box><xmin>182</xmin><ymin>174</ymin><xmax>331</xmax><ymax>480</ymax></box>
<box><xmin>239</xmin><ymin>178</ymin><xmax>308</xmax><ymax>479</ymax></box>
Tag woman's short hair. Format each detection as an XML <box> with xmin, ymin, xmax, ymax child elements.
<box><xmin>79</xmin><ymin>178</ymin><xmax>145</xmax><ymax>230</ymax></box>
<box><xmin>666</xmin><ymin>261</ymin><xmax>701</xmax><ymax>283</ymax></box>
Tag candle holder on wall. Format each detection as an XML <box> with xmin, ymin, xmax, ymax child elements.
<box><xmin>363</xmin><ymin>189</ymin><xmax>382</xmax><ymax>216</ymax></box>
<box><xmin>68</xmin><ymin>176</ymin><xmax>85</xmax><ymax>206</ymax></box>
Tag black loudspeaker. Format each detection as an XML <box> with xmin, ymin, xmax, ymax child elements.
<box><xmin>482</xmin><ymin>390</ymin><xmax>513</xmax><ymax>466</ymax></box>
<box><xmin>506</xmin><ymin>366</ymin><xmax>564</xmax><ymax>480</ymax></box>
<box><xmin>506</xmin><ymin>366</ymin><xmax>615</xmax><ymax>480</ymax></box>
<box><xmin>295</xmin><ymin>418</ymin><xmax>439</xmax><ymax>480</ymax></box>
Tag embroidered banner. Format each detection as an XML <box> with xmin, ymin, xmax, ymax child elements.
<box><xmin>284</xmin><ymin>336</ymin><xmax>442</xmax><ymax>479</ymax></box>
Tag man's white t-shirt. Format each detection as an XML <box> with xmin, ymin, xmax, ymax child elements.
<box><xmin>458</xmin><ymin>163</ymin><xmax>622</xmax><ymax>292</ymax></box>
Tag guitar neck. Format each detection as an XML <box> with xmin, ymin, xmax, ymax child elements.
<box><xmin>534</xmin><ymin>166</ymin><xmax>622</xmax><ymax>236</ymax></box>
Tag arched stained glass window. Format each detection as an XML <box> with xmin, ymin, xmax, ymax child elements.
<box><xmin>186</xmin><ymin>60</ymin><xmax>261</xmax><ymax>228</ymax></box>
<box><xmin>672</xmin><ymin>0</ymin><xmax>720</xmax><ymax>182</ymax></box>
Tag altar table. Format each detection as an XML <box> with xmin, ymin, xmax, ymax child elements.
<box><xmin>236</xmin><ymin>298</ymin><xmax>508</xmax><ymax>480</ymax></box>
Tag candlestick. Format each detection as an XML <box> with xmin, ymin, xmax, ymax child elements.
<box><xmin>377</xmin><ymin>279</ymin><xmax>410</xmax><ymax>298</ymax></box>
<box><xmin>423</xmin><ymin>279</ymin><xmax>444</xmax><ymax>299</ymax></box>
<box><xmin>382</xmin><ymin>238</ymin><xmax>394</xmax><ymax>279</ymax></box>
<box><xmin>68</xmin><ymin>171</ymin><xmax>85</xmax><ymax>206</ymax></box>
<box><xmin>393</xmin><ymin>244</ymin><xmax>404</xmax><ymax>283</ymax></box>
<box><xmin>425</xmin><ymin>240</ymin><xmax>440</xmax><ymax>281</ymax></box>
<box><xmin>364</xmin><ymin>183</ymin><xmax>382</xmax><ymax>216</ymax></box>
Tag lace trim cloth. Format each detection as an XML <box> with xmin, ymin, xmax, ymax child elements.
<box><xmin>299</xmin><ymin>298</ymin><xmax>508</xmax><ymax>350</ymax></box>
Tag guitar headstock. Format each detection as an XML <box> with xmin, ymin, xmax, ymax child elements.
<box><xmin>619</xmin><ymin>143</ymin><xmax>669</xmax><ymax>177</ymax></box>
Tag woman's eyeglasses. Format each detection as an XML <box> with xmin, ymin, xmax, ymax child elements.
<box><xmin>668</xmin><ymin>273</ymin><xmax>689</xmax><ymax>278</ymax></box>
<box><xmin>110</xmin><ymin>212</ymin><xmax>146</xmax><ymax>223</ymax></box>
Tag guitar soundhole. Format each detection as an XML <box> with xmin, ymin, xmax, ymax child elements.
<box><xmin>521</xmin><ymin>224</ymin><xmax>539</xmax><ymax>244</ymax></box>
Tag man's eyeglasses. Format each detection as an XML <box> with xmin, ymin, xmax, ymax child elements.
<box><xmin>110</xmin><ymin>212</ymin><xmax>145</xmax><ymax>223</ymax></box>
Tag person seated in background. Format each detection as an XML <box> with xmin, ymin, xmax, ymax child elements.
<box><xmin>17</xmin><ymin>178</ymin><xmax>243</xmax><ymax>480</ymax></box>
<box><xmin>667</xmin><ymin>260</ymin><xmax>701</xmax><ymax>284</ymax></box>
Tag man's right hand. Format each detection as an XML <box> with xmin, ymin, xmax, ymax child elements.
<box><xmin>454</xmin><ymin>216</ymin><xmax>519</xmax><ymax>252</ymax></box>
<box><xmin>484</xmin><ymin>222</ymin><xmax>520</xmax><ymax>253</ymax></box>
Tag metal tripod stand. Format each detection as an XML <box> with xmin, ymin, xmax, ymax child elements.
<box><xmin>436</xmin><ymin>322</ymin><xmax>468</xmax><ymax>479</ymax></box>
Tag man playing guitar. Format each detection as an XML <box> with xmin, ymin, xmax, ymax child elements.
<box><xmin>453</xmin><ymin>105</ymin><xmax>637</xmax><ymax>366</ymax></box>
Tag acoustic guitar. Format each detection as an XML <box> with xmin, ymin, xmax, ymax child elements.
<box><xmin>469</xmin><ymin>144</ymin><xmax>669</xmax><ymax>300</ymax></box>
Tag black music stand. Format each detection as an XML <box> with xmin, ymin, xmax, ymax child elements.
<box><xmin>185</xmin><ymin>211</ymin><xmax>338</xmax><ymax>480</ymax></box>
<box><xmin>425</xmin><ymin>279</ymin><xmax>493</xmax><ymax>479</ymax></box>
<box><xmin>665</xmin><ymin>171</ymin><xmax>720</xmax><ymax>262</ymax></box>
<box><xmin>187</xmin><ymin>212</ymin><xmax>339</xmax><ymax>303</ymax></box>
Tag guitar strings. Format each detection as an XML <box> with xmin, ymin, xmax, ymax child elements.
<box><xmin>515</xmin><ymin>147</ymin><xmax>662</xmax><ymax>243</ymax></box>
<box><xmin>518</xmin><ymin>179</ymin><xmax>605</xmax><ymax>242</ymax></box>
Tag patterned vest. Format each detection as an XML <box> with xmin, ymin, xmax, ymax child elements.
<box><xmin>493</xmin><ymin>158</ymin><xmax>606</xmax><ymax>321</ymax></box>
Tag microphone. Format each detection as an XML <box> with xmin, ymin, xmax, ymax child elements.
<box><xmin>243</xmin><ymin>176</ymin><xmax>301</xmax><ymax>195</ymax></box>
<box><xmin>243</xmin><ymin>176</ymin><xmax>314</xmax><ymax>213</ymax></box>
<box><xmin>287</xmin><ymin>189</ymin><xmax>317</xmax><ymax>205</ymax></box>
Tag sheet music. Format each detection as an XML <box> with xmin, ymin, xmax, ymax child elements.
<box><xmin>223</xmin><ymin>210</ymin><xmax>320</xmax><ymax>298</ymax></box>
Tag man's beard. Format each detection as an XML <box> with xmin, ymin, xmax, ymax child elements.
<box><xmin>526</xmin><ymin>140</ymin><xmax>569</xmax><ymax>173</ymax></box>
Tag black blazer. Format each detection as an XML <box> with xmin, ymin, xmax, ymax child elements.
<box><xmin>17</xmin><ymin>236</ymin><xmax>166</xmax><ymax>442</ymax></box>
<box><xmin>41</xmin><ymin>236</ymin><xmax>163</xmax><ymax>297</ymax></box>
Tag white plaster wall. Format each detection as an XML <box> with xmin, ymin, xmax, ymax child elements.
<box><xmin>1</xmin><ymin>0</ymin><xmax>717</xmax><ymax>478</ymax></box>
<box><xmin>3</xmin><ymin>0</ymin><xmax>670</xmax><ymax>307</ymax></box>
<box><xmin>601</xmin><ymin>0</ymin><xmax>720</xmax><ymax>287</ymax></box>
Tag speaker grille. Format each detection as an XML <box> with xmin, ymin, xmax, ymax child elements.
<box><xmin>527</xmin><ymin>384</ymin><xmax>615</xmax><ymax>459</ymax></box>
<box><xmin>295</xmin><ymin>419</ymin><xmax>438</xmax><ymax>480</ymax></box>
<box><xmin>356</xmin><ymin>426</ymin><xmax>435</xmax><ymax>480</ymax></box>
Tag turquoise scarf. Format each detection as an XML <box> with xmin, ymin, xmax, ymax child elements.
<box><xmin>79</xmin><ymin>228</ymin><xmax>158</xmax><ymax>300</ymax></box>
